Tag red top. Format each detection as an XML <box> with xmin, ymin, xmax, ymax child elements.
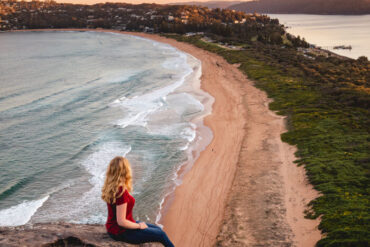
<box><xmin>105</xmin><ymin>186</ymin><xmax>136</xmax><ymax>235</ymax></box>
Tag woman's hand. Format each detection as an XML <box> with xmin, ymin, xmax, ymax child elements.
<box><xmin>139</xmin><ymin>222</ymin><xmax>148</xmax><ymax>229</ymax></box>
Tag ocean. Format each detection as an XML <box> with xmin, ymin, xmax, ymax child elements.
<box><xmin>269</xmin><ymin>14</ymin><xmax>370</xmax><ymax>59</ymax></box>
<box><xmin>0</xmin><ymin>31</ymin><xmax>213</xmax><ymax>227</ymax></box>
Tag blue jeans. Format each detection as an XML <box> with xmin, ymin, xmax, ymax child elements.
<box><xmin>108</xmin><ymin>220</ymin><xmax>175</xmax><ymax>247</ymax></box>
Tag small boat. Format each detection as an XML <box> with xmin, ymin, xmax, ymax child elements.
<box><xmin>333</xmin><ymin>45</ymin><xmax>352</xmax><ymax>50</ymax></box>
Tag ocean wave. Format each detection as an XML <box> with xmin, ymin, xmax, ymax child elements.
<box><xmin>0</xmin><ymin>177</ymin><xmax>31</xmax><ymax>201</ymax></box>
<box><xmin>111</xmin><ymin>75</ymin><xmax>192</xmax><ymax>130</ymax></box>
<box><xmin>110</xmin><ymin>46</ymin><xmax>193</xmax><ymax>131</ymax></box>
<box><xmin>102</xmin><ymin>70</ymin><xmax>140</xmax><ymax>84</ymax></box>
<box><xmin>82</xmin><ymin>142</ymin><xmax>131</xmax><ymax>188</ymax></box>
<box><xmin>165</xmin><ymin>92</ymin><xmax>205</xmax><ymax>118</ymax></box>
<box><xmin>0</xmin><ymin>195</ymin><xmax>49</xmax><ymax>226</ymax></box>
<box><xmin>161</xmin><ymin>51</ymin><xmax>188</xmax><ymax>71</ymax></box>
<box><xmin>180</xmin><ymin>123</ymin><xmax>197</xmax><ymax>143</ymax></box>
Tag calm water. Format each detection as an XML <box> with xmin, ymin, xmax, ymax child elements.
<box><xmin>269</xmin><ymin>14</ymin><xmax>370</xmax><ymax>59</ymax></box>
<box><xmin>0</xmin><ymin>31</ymin><xmax>213</xmax><ymax>226</ymax></box>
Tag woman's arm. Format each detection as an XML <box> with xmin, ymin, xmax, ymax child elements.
<box><xmin>116</xmin><ymin>203</ymin><xmax>141</xmax><ymax>229</ymax></box>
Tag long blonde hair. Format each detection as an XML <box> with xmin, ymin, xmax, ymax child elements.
<box><xmin>101</xmin><ymin>156</ymin><xmax>133</xmax><ymax>204</ymax></box>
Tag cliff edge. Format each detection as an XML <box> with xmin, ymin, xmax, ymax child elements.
<box><xmin>0</xmin><ymin>223</ymin><xmax>163</xmax><ymax>247</ymax></box>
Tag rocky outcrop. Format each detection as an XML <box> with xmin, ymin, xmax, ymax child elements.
<box><xmin>0</xmin><ymin>223</ymin><xmax>163</xmax><ymax>247</ymax></box>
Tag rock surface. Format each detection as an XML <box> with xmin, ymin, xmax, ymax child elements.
<box><xmin>0</xmin><ymin>223</ymin><xmax>163</xmax><ymax>247</ymax></box>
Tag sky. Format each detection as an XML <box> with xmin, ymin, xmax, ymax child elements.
<box><xmin>54</xmin><ymin>0</ymin><xmax>243</xmax><ymax>5</ymax></box>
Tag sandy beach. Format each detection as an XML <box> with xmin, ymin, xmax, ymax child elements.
<box><xmin>11</xmin><ymin>29</ymin><xmax>322</xmax><ymax>247</ymax></box>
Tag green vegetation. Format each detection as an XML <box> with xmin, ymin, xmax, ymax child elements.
<box><xmin>164</xmin><ymin>34</ymin><xmax>370</xmax><ymax>246</ymax></box>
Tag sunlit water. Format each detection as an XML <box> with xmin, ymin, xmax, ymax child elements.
<box><xmin>269</xmin><ymin>14</ymin><xmax>370</xmax><ymax>59</ymax></box>
<box><xmin>0</xmin><ymin>31</ymin><xmax>213</xmax><ymax>227</ymax></box>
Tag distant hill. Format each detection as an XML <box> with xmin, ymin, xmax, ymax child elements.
<box><xmin>229</xmin><ymin>0</ymin><xmax>370</xmax><ymax>15</ymax></box>
<box><xmin>169</xmin><ymin>1</ymin><xmax>246</xmax><ymax>9</ymax></box>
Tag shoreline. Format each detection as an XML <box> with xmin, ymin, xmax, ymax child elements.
<box><xmin>122</xmin><ymin>30</ymin><xmax>247</xmax><ymax>246</ymax></box>
<box><xmin>7</xmin><ymin>29</ymin><xmax>322</xmax><ymax>246</ymax></box>
<box><xmin>153</xmin><ymin>47</ymin><xmax>215</xmax><ymax>228</ymax></box>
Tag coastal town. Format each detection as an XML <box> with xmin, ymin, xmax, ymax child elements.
<box><xmin>0</xmin><ymin>0</ymin><xmax>262</xmax><ymax>31</ymax></box>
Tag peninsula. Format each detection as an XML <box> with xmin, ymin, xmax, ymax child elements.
<box><xmin>0</xmin><ymin>1</ymin><xmax>369</xmax><ymax>246</ymax></box>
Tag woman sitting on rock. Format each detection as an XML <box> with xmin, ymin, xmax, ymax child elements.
<box><xmin>102</xmin><ymin>156</ymin><xmax>175</xmax><ymax>247</ymax></box>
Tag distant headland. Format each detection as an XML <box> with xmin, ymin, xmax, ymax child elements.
<box><xmin>228</xmin><ymin>0</ymin><xmax>370</xmax><ymax>15</ymax></box>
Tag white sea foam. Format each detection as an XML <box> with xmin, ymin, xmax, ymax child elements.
<box><xmin>180</xmin><ymin>124</ymin><xmax>197</xmax><ymax>143</ymax></box>
<box><xmin>82</xmin><ymin>142</ymin><xmax>131</xmax><ymax>188</ymax></box>
<box><xmin>155</xmin><ymin>195</ymin><xmax>166</xmax><ymax>229</ymax></box>
<box><xmin>179</xmin><ymin>143</ymin><xmax>189</xmax><ymax>151</ymax></box>
<box><xmin>111</xmin><ymin>56</ymin><xmax>193</xmax><ymax>130</ymax></box>
<box><xmin>0</xmin><ymin>195</ymin><xmax>49</xmax><ymax>226</ymax></box>
<box><xmin>165</xmin><ymin>92</ymin><xmax>204</xmax><ymax>117</ymax></box>
<box><xmin>161</xmin><ymin>52</ymin><xmax>188</xmax><ymax>70</ymax></box>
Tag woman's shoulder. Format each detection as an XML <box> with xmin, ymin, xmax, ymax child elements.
<box><xmin>115</xmin><ymin>186</ymin><xmax>131</xmax><ymax>205</ymax></box>
<box><xmin>116</xmin><ymin>186</ymin><xmax>128</xmax><ymax>196</ymax></box>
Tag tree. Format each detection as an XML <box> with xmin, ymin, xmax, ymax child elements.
<box><xmin>357</xmin><ymin>56</ymin><xmax>368</xmax><ymax>64</ymax></box>
<box><xmin>270</xmin><ymin>31</ymin><xmax>282</xmax><ymax>44</ymax></box>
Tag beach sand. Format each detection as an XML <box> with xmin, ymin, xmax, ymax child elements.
<box><xmin>13</xmin><ymin>29</ymin><xmax>322</xmax><ymax>247</ymax></box>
